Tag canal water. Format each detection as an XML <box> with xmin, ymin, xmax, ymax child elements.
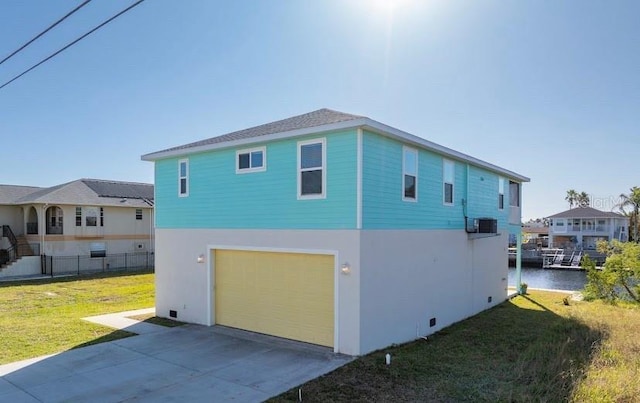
<box><xmin>508</xmin><ymin>267</ymin><xmax>587</xmax><ymax>291</ymax></box>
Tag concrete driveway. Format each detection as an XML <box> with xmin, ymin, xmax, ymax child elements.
<box><xmin>0</xmin><ymin>322</ymin><xmax>351</xmax><ymax>402</ymax></box>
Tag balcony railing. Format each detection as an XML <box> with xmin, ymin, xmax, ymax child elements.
<box><xmin>46</xmin><ymin>226</ymin><xmax>63</xmax><ymax>235</ymax></box>
<box><xmin>27</xmin><ymin>222</ymin><xmax>38</xmax><ymax>234</ymax></box>
<box><xmin>565</xmin><ymin>225</ymin><xmax>610</xmax><ymax>233</ymax></box>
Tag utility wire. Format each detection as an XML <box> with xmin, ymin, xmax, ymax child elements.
<box><xmin>0</xmin><ymin>0</ymin><xmax>93</xmax><ymax>67</ymax></box>
<box><xmin>0</xmin><ymin>0</ymin><xmax>145</xmax><ymax>91</ymax></box>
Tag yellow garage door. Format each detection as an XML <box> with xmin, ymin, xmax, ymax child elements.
<box><xmin>214</xmin><ymin>249</ymin><xmax>334</xmax><ymax>347</ymax></box>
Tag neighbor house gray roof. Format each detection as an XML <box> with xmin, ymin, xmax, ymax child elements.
<box><xmin>7</xmin><ymin>179</ymin><xmax>153</xmax><ymax>208</ymax></box>
<box><xmin>547</xmin><ymin>207</ymin><xmax>626</xmax><ymax>219</ymax></box>
<box><xmin>141</xmin><ymin>108</ymin><xmax>529</xmax><ymax>183</ymax></box>
<box><xmin>0</xmin><ymin>185</ymin><xmax>43</xmax><ymax>204</ymax></box>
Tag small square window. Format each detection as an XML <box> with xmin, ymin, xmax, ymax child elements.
<box><xmin>236</xmin><ymin>147</ymin><xmax>266</xmax><ymax>173</ymax></box>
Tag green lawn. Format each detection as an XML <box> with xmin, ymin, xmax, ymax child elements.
<box><xmin>0</xmin><ymin>271</ymin><xmax>154</xmax><ymax>365</ymax></box>
<box><xmin>272</xmin><ymin>291</ymin><xmax>640</xmax><ymax>402</ymax></box>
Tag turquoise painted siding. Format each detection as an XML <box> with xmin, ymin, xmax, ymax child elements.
<box><xmin>155</xmin><ymin>130</ymin><xmax>358</xmax><ymax>229</ymax></box>
<box><xmin>466</xmin><ymin>166</ymin><xmax>510</xmax><ymax>230</ymax></box>
<box><xmin>361</xmin><ymin>131</ymin><xmax>511</xmax><ymax>230</ymax></box>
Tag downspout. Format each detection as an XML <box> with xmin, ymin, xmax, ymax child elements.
<box><xmin>516</xmin><ymin>185</ymin><xmax>523</xmax><ymax>294</ymax></box>
<box><xmin>516</xmin><ymin>228</ymin><xmax>523</xmax><ymax>294</ymax></box>
<box><xmin>463</xmin><ymin>164</ymin><xmax>475</xmax><ymax>233</ymax></box>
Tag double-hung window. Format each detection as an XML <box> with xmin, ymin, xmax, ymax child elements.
<box><xmin>498</xmin><ymin>177</ymin><xmax>505</xmax><ymax>210</ymax></box>
<box><xmin>75</xmin><ymin>207</ymin><xmax>82</xmax><ymax>227</ymax></box>
<box><xmin>298</xmin><ymin>139</ymin><xmax>325</xmax><ymax>199</ymax></box>
<box><xmin>403</xmin><ymin>147</ymin><xmax>418</xmax><ymax>201</ymax></box>
<box><xmin>178</xmin><ymin>159</ymin><xmax>189</xmax><ymax>197</ymax></box>
<box><xmin>135</xmin><ymin>208</ymin><xmax>143</xmax><ymax>220</ymax></box>
<box><xmin>443</xmin><ymin>159</ymin><xmax>454</xmax><ymax>205</ymax></box>
<box><xmin>236</xmin><ymin>146</ymin><xmax>266</xmax><ymax>173</ymax></box>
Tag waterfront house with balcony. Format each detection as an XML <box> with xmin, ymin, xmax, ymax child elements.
<box><xmin>547</xmin><ymin>206</ymin><xmax>628</xmax><ymax>249</ymax></box>
<box><xmin>0</xmin><ymin>179</ymin><xmax>154</xmax><ymax>276</ymax></box>
<box><xmin>142</xmin><ymin>108</ymin><xmax>529</xmax><ymax>356</ymax></box>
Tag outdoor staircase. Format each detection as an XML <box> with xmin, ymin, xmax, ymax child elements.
<box><xmin>1</xmin><ymin>226</ymin><xmax>37</xmax><ymax>270</ymax></box>
<box><xmin>15</xmin><ymin>235</ymin><xmax>34</xmax><ymax>255</ymax></box>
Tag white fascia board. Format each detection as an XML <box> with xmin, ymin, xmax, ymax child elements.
<box><xmin>361</xmin><ymin>119</ymin><xmax>531</xmax><ymax>183</ymax></box>
<box><xmin>140</xmin><ymin>119</ymin><xmax>370</xmax><ymax>161</ymax></box>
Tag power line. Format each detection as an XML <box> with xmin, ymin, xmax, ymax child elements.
<box><xmin>0</xmin><ymin>0</ymin><xmax>145</xmax><ymax>91</ymax></box>
<box><xmin>0</xmin><ymin>0</ymin><xmax>93</xmax><ymax>67</ymax></box>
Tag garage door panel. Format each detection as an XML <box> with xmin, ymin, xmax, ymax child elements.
<box><xmin>214</xmin><ymin>250</ymin><xmax>334</xmax><ymax>347</ymax></box>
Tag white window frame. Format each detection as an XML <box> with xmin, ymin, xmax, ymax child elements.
<box><xmin>402</xmin><ymin>146</ymin><xmax>418</xmax><ymax>202</ymax></box>
<box><xmin>236</xmin><ymin>146</ymin><xmax>266</xmax><ymax>174</ymax></box>
<box><xmin>498</xmin><ymin>177</ymin><xmax>505</xmax><ymax>210</ymax></box>
<box><xmin>509</xmin><ymin>180</ymin><xmax>520</xmax><ymax>207</ymax></box>
<box><xmin>443</xmin><ymin>159</ymin><xmax>454</xmax><ymax>206</ymax></box>
<box><xmin>297</xmin><ymin>138</ymin><xmax>326</xmax><ymax>200</ymax></box>
<box><xmin>178</xmin><ymin>158</ymin><xmax>189</xmax><ymax>197</ymax></box>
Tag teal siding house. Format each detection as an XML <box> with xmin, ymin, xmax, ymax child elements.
<box><xmin>143</xmin><ymin>109</ymin><xmax>529</xmax><ymax>356</ymax></box>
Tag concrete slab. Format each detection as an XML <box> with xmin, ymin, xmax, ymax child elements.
<box><xmin>0</xmin><ymin>324</ymin><xmax>352</xmax><ymax>402</ymax></box>
<box><xmin>83</xmin><ymin>308</ymin><xmax>168</xmax><ymax>335</ymax></box>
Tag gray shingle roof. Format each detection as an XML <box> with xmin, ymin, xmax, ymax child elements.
<box><xmin>82</xmin><ymin>179</ymin><xmax>154</xmax><ymax>201</ymax></box>
<box><xmin>157</xmin><ymin>108</ymin><xmax>363</xmax><ymax>154</ymax></box>
<box><xmin>547</xmin><ymin>206</ymin><xmax>626</xmax><ymax>219</ymax></box>
<box><xmin>142</xmin><ymin>107</ymin><xmax>530</xmax><ymax>183</ymax></box>
<box><xmin>0</xmin><ymin>185</ymin><xmax>42</xmax><ymax>204</ymax></box>
<box><xmin>9</xmin><ymin>179</ymin><xmax>154</xmax><ymax>208</ymax></box>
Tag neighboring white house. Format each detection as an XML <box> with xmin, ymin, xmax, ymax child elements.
<box><xmin>0</xmin><ymin>179</ymin><xmax>154</xmax><ymax>262</ymax></box>
<box><xmin>547</xmin><ymin>206</ymin><xmax>629</xmax><ymax>249</ymax></box>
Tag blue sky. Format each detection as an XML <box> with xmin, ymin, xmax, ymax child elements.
<box><xmin>1</xmin><ymin>0</ymin><xmax>638</xmax><ymax>220</ymax></box>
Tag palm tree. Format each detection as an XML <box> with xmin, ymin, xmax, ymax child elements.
<box><xmin>565</xmin><ymin>189</ymin><xmax>578</xmax><ymax>209</ymax></box>
<box><xmin>577</xmin><ymin>191</ymin><xmax>590</xmax><ymax>208</ymax></box>
<box><xmin>617</xmin><ymin>186</ymin><xmax>640</xmax><ymax>242</ymax></box>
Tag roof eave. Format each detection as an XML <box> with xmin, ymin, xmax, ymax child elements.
<box><xmin>140</xmin><ymin>118</ymin><xmax>370</xmax><ymax>161</ymax></box>
<box><xmin>141</xmin><ymin>117</ymin><xmax>529</xmax><ymax>183</ymax></box>
<box><xmin>361</xmin><ymin>119</ymin><xmax>530</xmax><ymax>183</ymax></box>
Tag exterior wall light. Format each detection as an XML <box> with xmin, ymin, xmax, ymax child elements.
<box><xmin>197</xmin><ymin>254</ymin><xmax>205</xmax><ymax>264</ymax></box>
<box><xmin>341</xmin><ymin>262</ymin><xmax>351</xmax><ymax>275</ymax></box>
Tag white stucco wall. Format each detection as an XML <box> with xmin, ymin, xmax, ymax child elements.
<box><xmin>156</xmin><ymin>228</ymin><xmax>508</xmax><ymax>356</ymax></box>
<box><xmin>155</xmin><ymin>228</ymin><xmax>362</xmax><ymax>356</ymax></box>
<box><xmin>23</xmin><ymin>204</ymin><xmax>153</xmax><ymax>256</ymax></box>
<box><xmin>0</xmin><ymin>205</ymin><xmax>24</xmax><ymax>235</ymax></box>
<box><xmin>359</xmin><ymin>230</ymin><xmax>508</xmax><ymax>355</ymax></box>
<box><xmin>0</xmin><ymin>256</ymin><xmax>41</xmax><ymax>278</ymax></box>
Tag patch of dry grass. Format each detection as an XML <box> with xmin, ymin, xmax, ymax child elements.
<box><xmin>271</xmin><ymin>291</ymin><xmax>640</xmax><ymax>402</ymax></box>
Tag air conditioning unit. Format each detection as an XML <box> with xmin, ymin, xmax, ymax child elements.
<box><xmin>477</xmin><ymin>218</ymin><xmax>498</xmax><ymax>234</ymax></box>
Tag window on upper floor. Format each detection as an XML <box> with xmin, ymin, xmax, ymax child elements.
<box><xmin>237</xmin><ymin>146</ymin><xmax>266</xmax><ymax>173</ymax></box>
<box><xmin>179</xmin><ymin>159</ymin><xmax>189</xmax><ymax>197</ymax></box>
<box><xmin>136</xmin><ymin>208</ymin><xmax>143</xmax><ymax>220</ymax></box>
<box><xmin>498</xmin><ymin>177</ymin><xmax>505</xmax><ymax>210</ymax></box>
<box><xmin>509</xmin><ymin>181</ymin><xmax>520</xmax><ymax>207</ymax></box>
<box><xmin>75</xmin><ymin>207</ymin><xmax>82</xmax><ymax>227</ymax></box>
<box><xmin>298</xmin><ymin>138</ymin><xmax>326</xmax><ymax>199</ymax></box>
<box><xmin>403</xmin><ymin>147</ymin><xmax>418</xmax><ymax>201</ymax></box>
<box><xmin>443</xmin><ymin>159</ymin><xmax>454</xmax><ymax>205</ymax></box>
<box><xmin>85</xmin><ymin>207</ymin><xmax>98</xmax><ymax>227</ymax></box>
<box><xmin>100</xmin><ymin>207</ymin><xmax>104</xmax><ymax>227</ymax></box>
